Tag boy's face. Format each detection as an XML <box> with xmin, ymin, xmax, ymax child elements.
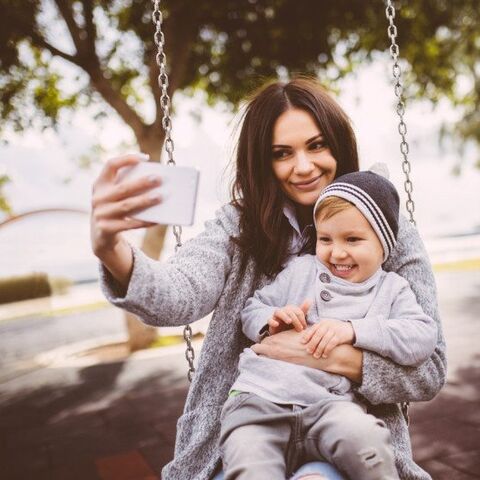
<box><xmin>315</xmin><ymin>206</ymin><xmax>384</xmax><ymax>283</ymax></box>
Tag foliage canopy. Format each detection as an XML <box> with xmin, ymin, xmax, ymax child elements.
<box><xmin>0</xmin><ymin>0</ymin><xmax>478</xmax><ymax>154</ymax></box>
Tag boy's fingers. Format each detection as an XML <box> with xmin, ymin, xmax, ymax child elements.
<box><xmin>323</xmin><ymin>338</ymin><xmax>338</xmax><ymax>358</ymax></box>
<box><xmin>284</xmin><ymin>308</ymin><xmax>299</xmax><ymax>327</ymax></box>
<box><xmin>307</xmin><ymin>324</ymin><xmax>328</xmax><ymax>353</ymax></box>
<box><xmin>314</xmin><ymin>331</ymin><xmax>335</xmax><ymax>359</ymax></box>
<box><xmin>290</xmin><ymin>309</ymin><xmax>306</xmax><ymax>331</ymax></box>
<box><xmin>291</xmin><ymin>318</ymin><xmax>303</xmax><ymax>332</ymax></box>
<box><xmin>306</xmin><ymin>325</ymin><xmax>326</xmax><ymax>353</ymax></box>
<box><xmin>301</xmin><ymin>326</ymin><xmax>316</xmax><ymax>344</ymax></box>
<box><xmin>293</xmin><ymin>307</ymin><xmax>307</xmax><ymax>329</ymax></box>
<box><xmin>274</xmin><ymin>310</ymin><xmax>291</xmax><ymax>325</ymax></box>
<box><xmin>268</xmin><ymin>318</ymin><xmax>279</xmax><ymax>327</ymax></box>
<box><xmin>300</xmin><ymin>299</ymin><xmax>312</xmax><ymax>315</ymax></box>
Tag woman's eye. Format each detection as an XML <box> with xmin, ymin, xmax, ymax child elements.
<box><xmin>272</xmin><ymin>150</ymin><xmax>290</xmax><ymax>159</ymax></box>
<box><xmin>310</xmin><ymin>141</ymin><xmax>326</xmax><ymax>151</ymax></box>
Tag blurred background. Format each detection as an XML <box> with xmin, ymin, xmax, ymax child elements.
<box><xmin>0</xmin><ymin>1</ymin><xmax>479</xmax><ymax>479</ymax></box>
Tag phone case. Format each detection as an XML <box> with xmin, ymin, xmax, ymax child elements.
<box><xmin>117</xmin><ymin>163</ymin><xmax>200</xmax><ymax>226</ymax></box>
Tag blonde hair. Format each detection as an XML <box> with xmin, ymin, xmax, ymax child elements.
<box><xmin>315</xmin><ymin>196</ymin><xmax>353</xmax><ymax>224</ymax></box>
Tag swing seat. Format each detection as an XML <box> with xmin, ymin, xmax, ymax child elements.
<box><xmin>212</xmin><ymin>461</ymin><xmax>346</xmax><ymax>480</ymax></box>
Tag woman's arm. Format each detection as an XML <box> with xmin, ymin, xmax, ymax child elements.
<box><xmin>98</xmin><ymin>204</ymin><xmax>238</xmax><ymax>327</ymax></box>
<box><xmin>351</xmin><ymin>279</ymin><xmax>438</xmax><ymax>367</ymax></box>
<box><xmin>97</xmin><ymin>237</ymin><xmax>135</xmax><ymax>293</ymax></box>
<box><xmin>356</xmin><ymin>216</ymin><xmax>447</xmax><ymax>404</ymax></box>
<box><xmin>252</xmin><ymin>331</ymin><xmax>364</xmax><ymax>383</ymax></box>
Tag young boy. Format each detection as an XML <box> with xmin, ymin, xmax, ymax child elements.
<box><xmin>219</xmin><ymin>171</ymin><xmax>438</xmax><ymax>480</ymax></box>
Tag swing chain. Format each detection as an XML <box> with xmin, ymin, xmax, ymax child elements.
<box><xmin>152</xmin><ymin>0</ymin><xmax>196</xmax><ymax>382</ymax></box>
<box><xmin>385</xmin><ymin>0</ymin><xmax>416</xmax><ymax>227</ymax></box>
<box><xmin>183</xmin><ymin>325</ymin><xmax>196</xmax><ymax>383</ymax></box>
<box><xmin>152</xmin><ymin>0</ymin><xmax>174</xmax><ymax>165</ymax></box>
<box><xmin>385</xmin><ymin>0</ymin><xmax>412</xmax><ymax>428</ymax></box>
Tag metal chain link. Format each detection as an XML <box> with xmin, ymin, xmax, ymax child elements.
<box><xmin>152</xmin><ymin>0</ymin><xmax>195</xmax><ymax>382</ymax></box>
<box><xmin>385</xmin><ymin>0</ymin><xmax>416</xmax><ymax>227</ymax></box>
<box><xmin>385</xmin><ymin>0</ymin><xmax>413</xmax><ymax>427</ymax></box>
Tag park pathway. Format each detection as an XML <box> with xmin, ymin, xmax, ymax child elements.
<box><xmin>0</xmin><ymin>269</ymin><xmax>478</xmax><ymax>479</ymax></box>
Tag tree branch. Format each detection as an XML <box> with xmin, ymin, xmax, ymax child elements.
<box><xmin>89</xmin><ymin>70</ymin><xmax>147</xmax><ymax>140</ymax></box>
<box><xmin>81</xmin><ymin>0</ymin><xmax>97</xmax><ymax>58</ymax></box>
<box><xmin>31</xmin><ymin>32</ymin><xmax>82</xmax><ymax>67</ymax></box>
<box><xmin>53</xmin><ymin>0</ymin><xmax>85</xmax><ymax>57</ymax></box>
<box><xmin>50</xmin><ymin>0</ymin><xmax>145</xmax><ymax>139</ymax></box>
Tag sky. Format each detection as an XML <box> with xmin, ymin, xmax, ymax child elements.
<box><xmin>1</xmin><ymin>59</ymin><xmax>480</xmax><ymax>280</ymax></box>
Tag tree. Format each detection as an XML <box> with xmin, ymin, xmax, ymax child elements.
<box><xmin>1</xmin><ymin>0</ymin><xmax>478</xmax><ymax>347</ymax></box>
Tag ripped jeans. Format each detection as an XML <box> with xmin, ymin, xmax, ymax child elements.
<box><xmin>219</xmin><ymin>393</ymin><xmax>399</xmax><ymax>480</ymax></box>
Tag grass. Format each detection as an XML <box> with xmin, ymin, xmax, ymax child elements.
<box><xmin>148</xmin><ymin>332</ymin><xmax>204</xmax><ymax>349</ymax></box>
<box><xmin>432</xmin><ymin>258</ymin><xmax>480</xmax><ymax>272</ymax></box>
<box><xmin>0</xmin><ymin>301</ymin><xmax>110</xmax><ymax>324</ymax></box>
<box><xmin>47</xmin><ymin>301</ymin><xmax>110</xmax><ymax>317</ymax></box>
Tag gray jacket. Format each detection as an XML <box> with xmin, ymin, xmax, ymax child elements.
<box><xmin>100</xmin><ymin>203</ymin><xmax>447</xmax><ymax>480</ymax></box>
<box><xmin>233</xmin><ymin>255</ymin><xmax>437</xmax><ymax>406</ymax></box>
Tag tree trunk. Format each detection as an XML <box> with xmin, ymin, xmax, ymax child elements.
<box><xmin>125</xmin><ymin>130</ymin><xmax>171</xmax><ymax>352</ymax></box>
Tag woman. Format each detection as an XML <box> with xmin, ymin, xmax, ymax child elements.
<box><xmin>91</xmin><ymin>78</ymin><xmax>446</xmax><ymax>480</ymax></box>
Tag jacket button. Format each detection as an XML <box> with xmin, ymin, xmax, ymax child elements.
<box><xmin>320</xmin><ymin>272</ymin><xmax>331</xmax><ymax>283</ymax></box>
<box><xmin>320</xmin><ymin>290</ymin><xmax>332</xmax><ymax>302</ymax></box>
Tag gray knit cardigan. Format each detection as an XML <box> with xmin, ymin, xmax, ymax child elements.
<box><xmin>100</xmin><ymin>203</ymin><xmax>447</xmax><ymax>480</ymax></box>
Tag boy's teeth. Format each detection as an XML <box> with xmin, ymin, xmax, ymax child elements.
<box><xmin>335</xmin><ymin>264</ymin><xmax>352</xmax><ymax>271</ymax></box>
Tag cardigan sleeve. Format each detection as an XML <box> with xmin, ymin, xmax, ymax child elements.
<box><xmin>354</xmin><ymin>215</ymin><xmax>447</xmax><ymax>404</ymax></box>
<box><xmin>98</xmin><ymin>204</ymin><xmax>237</xmax><ymax>327</ymax></box>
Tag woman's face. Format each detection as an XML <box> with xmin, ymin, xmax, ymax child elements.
<box><xmin>271</xmin><ymin>108</ymin><xmax>337</xmax><ymax>206</ymax></box>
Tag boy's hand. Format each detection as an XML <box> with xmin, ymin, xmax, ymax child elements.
<box><xmin>301</xmin><ymin>319</ymin><xmax>355</xmax><ymax>359</ymax></box>
<box><xmin>268</xmin><ymin>300</ymin><xmax>311</xmax><ymax>335</ymax></box>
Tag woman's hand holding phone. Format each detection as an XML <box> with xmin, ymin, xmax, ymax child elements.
<box><xmin>90</xmin><ymin>153</ymin><xmax>162</xmax><ymax>288</ymax></box>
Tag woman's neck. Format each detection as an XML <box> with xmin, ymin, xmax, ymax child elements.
<box><xmin>295</xmin><ymin>204</ymin><xmax>314</xmax><ymax>231</ymax></box>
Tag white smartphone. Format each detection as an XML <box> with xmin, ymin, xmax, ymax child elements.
<box><xmin>117</xmin><ymin>162</ymin><xmax>200</xmax><ymax>226</ymax></box>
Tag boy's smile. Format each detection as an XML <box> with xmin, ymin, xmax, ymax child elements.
<box><xmin>331</xmin><ymin>263</ymin><xmax>356</xmax><ymax>278</ymax></box>
<box><xmin>315</xmin><ymin>206</ymin><xmax>384</xmax><ymax>283</ymax></box>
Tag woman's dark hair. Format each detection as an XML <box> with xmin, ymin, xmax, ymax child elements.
<box><xmin>231</xmin><ymin>77</ymin><xmax>359</xmax><ymax>277</ymax></box>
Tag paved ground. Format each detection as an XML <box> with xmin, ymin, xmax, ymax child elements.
<box><xmin>0</xmin><ymin>269</ymin><xmax>479</xmax><ymax>479</ymax></box>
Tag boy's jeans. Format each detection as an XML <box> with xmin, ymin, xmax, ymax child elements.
<box><xmin>219</xmin><ymin>393</ymin><xmax>399</xmax><ymax>480</ymax></box>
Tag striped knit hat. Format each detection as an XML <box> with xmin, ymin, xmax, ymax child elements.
<box><xmin>313</xmin><ymin>171</ymin><xmax>400</xmax><ymax>261</ymax></box>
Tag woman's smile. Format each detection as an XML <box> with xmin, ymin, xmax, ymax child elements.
<box><xmin>290</xmin><ymin>174</ymin><xmax>324</xmax><ymax>190</ymax></box>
